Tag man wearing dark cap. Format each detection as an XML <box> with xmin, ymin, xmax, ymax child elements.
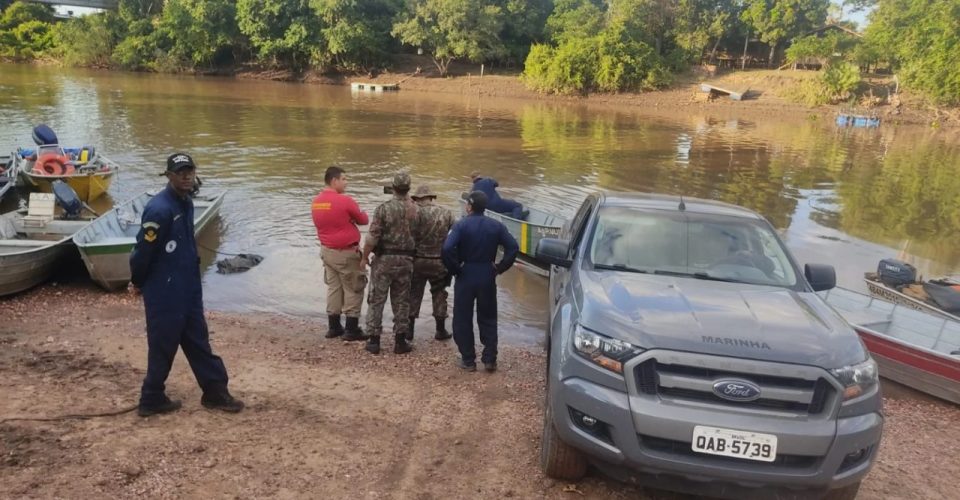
<box><xmin>469</xmin><ymin>171</ymin><xmax>527</xmax><ymax>220</ymax></box>
<box><xmin>442</xmin><ymin>190</ymin><xmax>519</xmax><ymax>372</ymax></box>
<box><xmin>129</xmin><ymin>153</ymin><xmax>244</xmax><ymax>416</ymax></box>
<box><xmin>408</xmin><ymin>184</ymin><xmax>456</xmax><ymax>341</ymax></box>
<box><xmin>361</xmin><ymin>172</ymin><xmax>418</xmax><ymax>355</ymax></box>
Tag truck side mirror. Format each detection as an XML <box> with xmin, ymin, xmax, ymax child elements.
<box><xmin>805</xmin><ymin>263</ymin><xmax>836</xmax><ymax>292</ymax></box>
<box><xmin>537</xmin><ymin>238</ymin><xmax>572</xmax><ymax>268</ymax></box>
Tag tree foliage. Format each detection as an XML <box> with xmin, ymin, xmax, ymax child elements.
<box><xmin>741</xmin><ymin>0</ymin><xmax>830</xmax><ymax>66</ymax></box>
<box><xmin>236</xmin><ymin>0</ymin><xmax>320</xmax><ymax>69</ymax></box>
<box><xmin>392</xmin><ymin>0</ymin><xmax>507</xmax><ymax>76</ymax></box>
<box><xmin>156</xmin><ymin>0</ymin><xmax>242</xmax><ymax>69</ymax></box>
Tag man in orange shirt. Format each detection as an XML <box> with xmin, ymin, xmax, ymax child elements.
<box><xmin>312</xmin><ymin>166</ymin><xmax>369</xmax><ymax>341</ymax></box>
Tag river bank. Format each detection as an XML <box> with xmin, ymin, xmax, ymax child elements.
<box><xmin>3</xmin><ymin>283</ymin><xmax>960</xmax><ymax>499</ymax></box>
<box><xmin>231</xmin><ymin>56</ymin><xmax>959</xmax><ymax>130</ymax></box>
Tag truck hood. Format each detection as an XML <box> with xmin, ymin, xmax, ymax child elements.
<box><xmin>576</xmin><ymin>270</ymin><xmax>866</xmax><ymax>369</ymax></box>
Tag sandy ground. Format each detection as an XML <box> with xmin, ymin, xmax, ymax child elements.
<box><xmin>3</xmin><ymin>283</ymin><xmax>960</xmax><ymax>499</ymax></box>
<box><xmin>237</xmin><ymin>55</ymin><xmax>959</xmax><ymax>130</ymax></box>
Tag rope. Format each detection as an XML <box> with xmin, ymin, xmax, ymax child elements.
<box><xmin>0</xmin><ymin>404</ymin><xmax>138</xmax><ymax>423</ymax></box>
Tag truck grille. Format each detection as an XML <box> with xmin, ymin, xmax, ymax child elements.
<box><xmin>634</xmin><ymin>359</ymin><xmax>833</xmax><ymax>416</ymax></box>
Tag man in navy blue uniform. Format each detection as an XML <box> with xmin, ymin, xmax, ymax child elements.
<box><xmin>130</xmin><ymin>153</ymin><xmax>243</xmax><ymax>417</ymax></box>
<box><xmin>470</xmin><ymin>171</ymin><xmax>528</xmax><ymax>220</ymax></box>
<box><xmin>442</xmin><ymin>191</ymin><xmax>519</xmax><ymax>372</ymax></box>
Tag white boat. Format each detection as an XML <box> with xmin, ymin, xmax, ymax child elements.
<box><xmin>72</xmin><ymin>191</ymin><xmax>226</xmax><ymax>291</ymax></box>
<box><xmin>864</xmin><ymin>274</ymin><xmax>960</xmax><ymax>322</ymax></box>
<box><xmin>820</xmin><ymin>286</ymin><xmax>960</xmax><ymax>405</ymax></box>
<box><xmin>0</xmin><ymin>195</ymin><xmax>92</xmax><ymax>296</ymax></box>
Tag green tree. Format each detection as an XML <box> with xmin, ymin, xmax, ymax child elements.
<box><xmin>673</xmin><ymin>0</ymin><xmax>734</xmax><ymax>63</ymax></box>
<box><xmin>595</xmin><ymin>20</ymin><xmax>670</xmax><ymax>91</ymax></box>
<box><xmin>864</xmin><ymin>0</ymin><xmax>960</xmax><ymax>105</ymax></box>
<box><xmin>392</xmin><ymin>0</ymin><xmax>507</xmax><ymax>76</ymax></box>
<box><xmin>310</xmin><ymin>0</ymin><xmax>401</xmax><ymax>72</ymax></box>
<box><xmin>741</xmin><ymin>0</ymin><xmax>830</xmax><ymax>67</ymax></box>
<box><xmin>0</xmin><ymin>1</ymin><xmax>53</xmax><ymax>30</ymax></box>
<box><xmin>495</xmin><ymin>0</ymin><xmax>552</xmax><ymax>64</ymax></box>
<box><xmin>156</xmin><ymin>0</ymin><xmax>242</xmax><ymax>69</ymax></box>
<box><xmin>544</xmin><ymin>0</ymin><xmax>605</xmax><ymax>44</ymax></box>
<box><xmin>236</xmin><ymin>0</ymin><xmax>321</xmax><ymax>69</ymax></box>
<box><xmin>55</xmin><ymin>13</ymin><xmax>119</xmax><ymax>67</ymax></box>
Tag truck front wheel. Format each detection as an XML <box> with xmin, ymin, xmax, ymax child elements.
<box><xmin>540</xmin><ymin>392</ymin><xmax>588</xmax><ymax>480</ymax></box>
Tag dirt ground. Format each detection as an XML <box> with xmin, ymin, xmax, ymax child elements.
<box><xmin>2</xmin><ymin>284</ymin><xmax>960</xmax><ymax>499</ymax></box>
<box><xmin>237</xmin><ymin>54</ymin><xmax>959</xmax><ymax>130</ymax></box>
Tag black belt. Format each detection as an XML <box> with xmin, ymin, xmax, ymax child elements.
<box><xmin>380</xmin><ymin>249</ymin><xmax>415</xmax><ymax>256</ymax></box>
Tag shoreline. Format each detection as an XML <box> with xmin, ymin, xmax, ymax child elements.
<box><xmin>3</xmin><ymin>282</ymin><xmax>960</xmax><ymax>498</ymax></box>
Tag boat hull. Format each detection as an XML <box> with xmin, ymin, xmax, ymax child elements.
<box><xmin>20</xmin><ymin>170</ymin><xmax>115</xmax><ymax>203</ymax></box>
<box><xmin>856</xmin><ymin>328</ymin><xmax>960</xmax><ymax>405</ymax></box>
<box><xmin>76</xmin><ymin>192</ymin><xmax>225</xmax><ymax>291</ymax></box>
<box><xmin>0</xmin><ymin>242</ymin><xmax>70</xmax><ymax>297</ymax></box>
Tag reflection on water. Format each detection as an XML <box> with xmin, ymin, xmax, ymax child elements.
<box><xmin>2</xmin><ymin>63</ymin><xmax>959</xmax><ymax>345</ymax></box>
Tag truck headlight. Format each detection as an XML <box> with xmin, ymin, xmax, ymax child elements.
<box><xmin>831</xmin><ymin>358</ymin><xmax>879</xmax><ymax>400</ymax></box>
<box><xmin>573</xmin><ymin>325</ymin><xmax>644</xmax><ymax>374</ymax></box>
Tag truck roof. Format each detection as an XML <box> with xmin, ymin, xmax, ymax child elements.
<box><xmin>599</xmin><ymin>192</ymin><xmax>765</xmax><ymax>220</ymax></box>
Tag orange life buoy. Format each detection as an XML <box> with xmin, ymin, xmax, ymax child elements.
<box><xmin>32</xmin><ymin>153</ymin><xmax>75</xmax><ymax>176</ymax></box>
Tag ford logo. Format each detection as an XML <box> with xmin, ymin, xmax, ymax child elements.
<box><xmin>712</xmin><ymin>379</ymin><xmax>761</xmax><ymax>402</ymax></box>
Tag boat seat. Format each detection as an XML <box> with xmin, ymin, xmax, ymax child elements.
<box><xmin>21</xmin><ymin>193</ymin><xmax>56</xmax><ymax>227</ymax></box>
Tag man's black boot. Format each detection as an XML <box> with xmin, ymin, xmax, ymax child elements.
<box><xmin>394</xmin><ymin>333</ymin><xmax>413</xmax><ymax>354</ymax></box>
<box><xmin>434</xmin><ymin>317</ymin><xmax>451</xmax><ymax>340</ymax></box>
<box><xmin>325</xmin><ymin>314</ymin><xmax>344</xmax><ymax>338</ymax></box>
<box><xmin>365</xmin><ymin>335</ymin><xmax>381</xmax><ymax>354</ymax></box>
<box><xmin>343</xmin><ymin>317</ymin><xmax>367</xmax><ymax>341</ymax></box>
<box><xmin>137</xmin><ymin>396</ymin><xmax>182</xmax><ymax>417</ymax></box>
<box><xmin>201</xmin><ymin>386</ymin><xmax>244</xmax><ymax>413</ymax></box>
<box><xmin>405</xmin><ymin>317</ymin><xmax>416</xmax><ymax>341</ymax></box>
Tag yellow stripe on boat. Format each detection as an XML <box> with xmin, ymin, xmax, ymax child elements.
<box><xmin>520</xmin><ymin>223</ymin><xmax>529</xmax><ymax>254</ymax></box>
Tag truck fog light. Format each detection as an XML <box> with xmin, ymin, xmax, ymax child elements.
<box><xmin>581</xmin><ymin>414</ymin><xmax>598</xmax><ymax>427</ymax></box>
<box><xmin>569</xmin><ymin>408</ymin><xmax>610</xmax><ymax>442</ymax></box>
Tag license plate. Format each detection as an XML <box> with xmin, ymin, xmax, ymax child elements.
<box><xmin>691</xmin><ymin>426</ymin><xmax>778</xmax><ymax>462</ymax></box>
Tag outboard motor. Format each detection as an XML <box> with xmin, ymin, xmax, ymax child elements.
<box><xmin>32</xmin><ymin>124</ymin><xmax>59</xmax><ymax>146</ymax></box>
<box><xmin>52</xmin><ymin>180</ymin><xmax>83</xmax><ymax>219</ymax></box>
<box><xmin>877</xmin><ymin>258</ymin><xmax>917</xmax><ymax>288</ymax></box>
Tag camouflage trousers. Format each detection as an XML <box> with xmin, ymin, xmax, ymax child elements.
<box><xmin>365</xmin><ymin>254</ymin><xmax>414</xmax><ymax>338</ymax></box>
<box><xmin>410</xmin><ymin>257</ymin><xmax>449</xmax><ymax>319</ymax></box>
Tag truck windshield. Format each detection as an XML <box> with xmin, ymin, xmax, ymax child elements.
<box><xmin>588</xmin><ymin>207</ymin><xmax>798</xmax><ymax>288</ymax></box>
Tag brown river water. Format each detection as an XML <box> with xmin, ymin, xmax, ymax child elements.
<box><xmin>2</xmin><ymin>63</ymin><xmax>959</xmax><ymax>347</ymax></box>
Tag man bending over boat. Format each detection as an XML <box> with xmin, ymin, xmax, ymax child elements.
<box><xmin>129</xmin><ymin>153</ymin><xmax>243</xmax><ymax>417</ymax></box>
<box><xmin>470</xmin><ymin>171</ymin><xmax>528</xmax><ymax>220</ymax></box>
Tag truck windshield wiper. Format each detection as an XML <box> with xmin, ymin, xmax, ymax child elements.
<box><xmin>593</xmin><ymin>263</ymin><xmax>651</xmax><ymax>274</ymax></box>
<box><xmin>653</xmin><ymin>269</ymin><xmax>742</xmax><ymax>283</ymax></box>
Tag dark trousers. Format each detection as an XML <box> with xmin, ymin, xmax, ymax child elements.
<box><xmin>452</xmin><ymin>270</ymin><xmax>498</xmax><ymax>364</ymax></box>
<box><xmin>491</xmin><ymin>198</ymin><xmax>523</xmax><ymax>219</ymax></box>
<box><xmin>140</xmin><ymin>303</ymin><xmax>228</xmax><ymax>406</ymax></box>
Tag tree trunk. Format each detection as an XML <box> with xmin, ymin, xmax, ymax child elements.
<box><xmin>709</xmin><ymin>38</ymin><xmax>721</xmax><ymax>64</ymax></box>
<box><xmin>768</xmin><ymin>43</ymin><xmax>777</xmax><ymax>68</ymax></box>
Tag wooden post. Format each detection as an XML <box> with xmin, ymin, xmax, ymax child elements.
<box><xmin>480</xmin><ymin>64</ymin><xmax>484</xmax><ymax>79</ymax></box>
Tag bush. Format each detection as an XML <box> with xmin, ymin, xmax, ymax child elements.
<box><xmin>112</xmin><ymin>34</ymin><xmax>158</xmax><ymax>70</ymax></box>
<box><xmin>522</xmin><ymin>38</ymin><xmax>599</xmax><ymax>94</ymax></box>
<box><xmin>784</xmin><ymin>78</ymin><xmax>830</xmax><ymax>106</ymax></box>
<box><xmin>55</xmin><ymin>13</ymin><xmax>118</xmax><ymax>67</ymax></box>
<box><xmin>820</xmin><ymin>62</ymin><xmax>861</xmax><ymax>102</ymax></box>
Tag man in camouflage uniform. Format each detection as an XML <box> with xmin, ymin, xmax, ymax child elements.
<box><xmin>361</xmin><ymin>173</ymin><xmax>418</xmax><ymax>355</ymax></box>
<box><xmin>408</xmin><ymin>185</ymin><xmax>456</xmax><ymax>341</ymax></box>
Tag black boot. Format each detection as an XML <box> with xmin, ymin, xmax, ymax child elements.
<box><xmin>137</xmin><ymin>396</ymin><xmax>182</xmax><ymax>417</ymax></box>
<box><xmin>394</xmin><ymin>333</ymin><xmax>413</xmax><ymax>354</ymax></box>
<box><xmin>343</xmin><ymin>317</ymin><xmax>367</xmax><ymax>341</ymax></box>
<box><xmin>201</xmin><ymin>386</ymin><xmax>244</xmax><ymax>413</ymax></box>
<box><xmin>434</xmin><ymin>317</ymin><xmax>451</xmax><ymax>340</ymax></box>
<box><xmin>365</xmin><ymin>335</ymin><xmax>381</xmax><ymax>354</ymax></box>
<box><xmin>325</xmin><ymin>314</ymin><xmax>344</xmax><ymax>338</ymax></box>
<box><xmin>405</xmin><ymin>317</ymin><xmax>416</xmax><ymax>341</ymax></box>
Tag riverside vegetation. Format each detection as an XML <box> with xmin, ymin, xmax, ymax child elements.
<box><xmin>0</xmin><ymin>0</ymin><xmax>957</xmax><ymax>107</ymax></box>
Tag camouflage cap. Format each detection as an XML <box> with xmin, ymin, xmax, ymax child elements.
<box><xmin>392</xmin><ymin>172</ymin><xmax>411</xmax><ymax>189</ymax></box>
<box><xmin>411</xmin><ymin>185</ymin><xmax>437</xmax><ymax>199</ymax></box>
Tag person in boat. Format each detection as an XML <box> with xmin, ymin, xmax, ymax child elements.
<box><xmin>312</xmin><ymin>166</ymin><xmax>369</xmax><ymax>342</ymax></box>
<box><xmin>129</xmin><ymin>153</ymin><xmax>244</xmax><ymax>417</ymax></box>
<box><xmin>442</xmin><ymin>191</ymin><xmax>519</xmax><ymax>372</ymax></box>
<box><xmin>361</xmin><ymin>172</ymin><xmax>418</xmax><ymax>355</ymax></box>
<box><xmin>408</xmin><ymin>184</ymin><xmax>456</xmax><ymax>341</ymax></box>
<box><xmin>469</xmin><ymin>171</ymin><xmax>528</xmax><ymax>220</ymax></box>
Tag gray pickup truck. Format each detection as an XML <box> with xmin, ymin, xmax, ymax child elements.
<box><xmin>536</xmin><ymin>193</ymin><xmax>882</xmax><ymax>500</ymax></box>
